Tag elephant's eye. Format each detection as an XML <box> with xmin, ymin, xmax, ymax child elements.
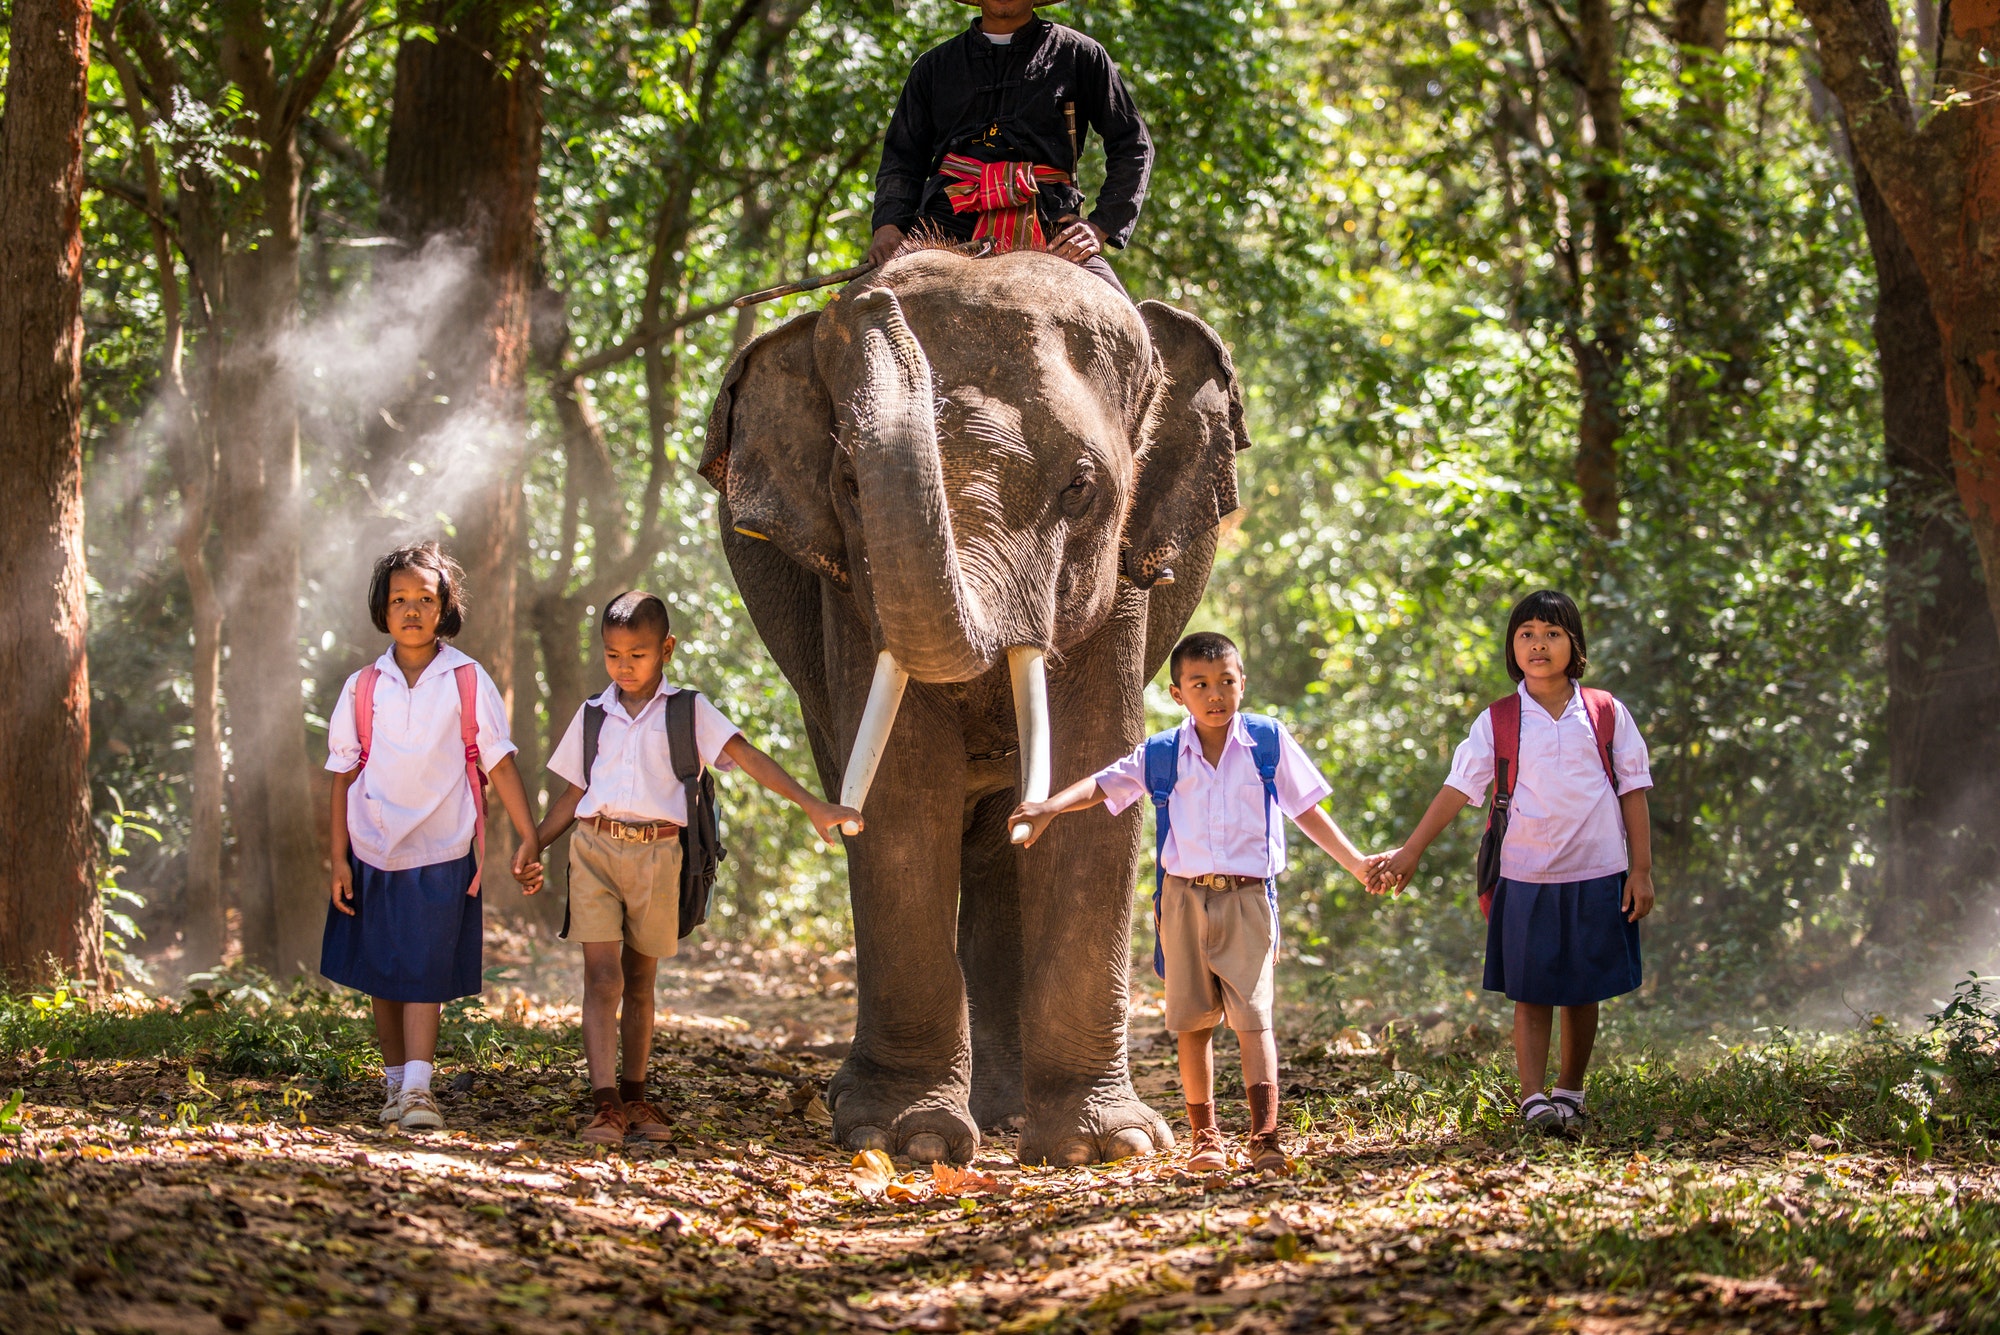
<box><xmin>1061</xmin><ymin>462</ymin><xmax>1098</xmax><ymax>516</ymax></box>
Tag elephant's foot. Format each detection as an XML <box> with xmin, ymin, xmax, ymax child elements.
<box><xmin>827</xmin><ymin>1057</ymin><xmax>980</xmax><ymax>1164</ymax></box>
<box><xmin>1017</xmin><ymin>1081</ymin><xmax>1175</xmax><ymax>1166</ymax></box>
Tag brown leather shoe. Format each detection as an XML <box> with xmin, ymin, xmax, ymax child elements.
<box><xmin>623</xmin><ymin>1098</ymin><xmax>673</xmax><ymax>1142</ymax></box>
<box><xmin>1184</xmin><ymin>1101</ymin><xmax>1228</xmax><ymax>1172</ymax></box>
<box><xmin>580</xmin><ymin>1103</ymin><xmax>629</xmax><ymax>1145</ymax></box>
<box><xmin>1248</xmin><ymin>1131</ymin><xmax>1290</xmax><ymax>1175</ymax></box>
<box><xmin>1186</xmin><ymin>1126</ymin><xmax>1229</xmax><ymax>1172</ymax></box>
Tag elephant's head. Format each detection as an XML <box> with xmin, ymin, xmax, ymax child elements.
<box><xmin>701</xmin><ymin>248</ymin><xmax>1250</xmax><ymax>804</ymax></box>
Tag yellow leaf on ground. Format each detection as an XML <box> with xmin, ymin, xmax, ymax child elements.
<box><xmin>850</xmin><ymin>1148</ymin><xmax>895</xmax><ymax>1197</ymax></box>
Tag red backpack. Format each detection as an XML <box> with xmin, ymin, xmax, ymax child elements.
<box><xmin>1474</xmin><ymin>687</ymin><xmax>1618</xmax><ymax>918</ymax></box>
<box><xmin>353</xmin><ymin>662</ymin><xmax>488</xmax><ymax>895</ymax></box>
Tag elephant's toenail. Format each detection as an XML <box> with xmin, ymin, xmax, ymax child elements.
<box><xmin>1056</xmin><ymin>1137</ymin><xmax>1094</xmax><ymax>1165</ymax></box>
<box><xmin>848</xmin><ymin>1125</ymin><xmax>890</xmax><ymax>1153</ymax></box>
<box><xmin>904</xmin><ymin>1132</ymin><xmax>950</xmax><ymax>1163</ymax></box>
<box><xmin>1106</xmin><ymin>1128</ymin><xmax>1153</xmax><ymax>1160</ymax></box>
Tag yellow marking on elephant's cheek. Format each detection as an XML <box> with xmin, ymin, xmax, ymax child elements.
<box><xmin>733</xmin><ymin>526</ymin><xmax>771</xmax><ymax>541</ymax></box>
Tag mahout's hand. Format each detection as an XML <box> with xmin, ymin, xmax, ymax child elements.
<box><xmin>331</xmin><ymin>860</ymin><xmax>356</xmax><ymax>916</ymax></box>
<box><xmin>866</xmin><ymin>224</ymin><xmax>907</xmax><ymax>267</ymax></box>
<box><xmin>1049</xmin><ymin>218</ymin><xmax>1106</xmax><ymax>265</ymax></box>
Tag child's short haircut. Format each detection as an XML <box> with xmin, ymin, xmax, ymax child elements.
<box><xmin>601</xmin><ymin>590</ymin><xmax>672</xmax><ymax>640</ymax></box>
<box><xmin>369</xmin><ymin>542</ymin><xmax>465</xmax><ymax>638</ymax></box>
<box><xmin>1170</xmin><ymin>631</ymin><xmax>1241</xmax><ymax>684</ymax></box>
<box><xmin>1504</xmin><ymin>589</ymin><xmax>1588</xmax><ymax>682</ymax></box>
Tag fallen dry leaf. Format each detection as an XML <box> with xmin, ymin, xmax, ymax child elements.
<box><xmin>931</xmin><ymin>1161</ymin><xmax>1001</xmax><ymax>1195</ymax></box>
<box><xmin>850</xmin><ymin>1147</ymin><xmax>896</xmax><ymax>1197</ymax></box>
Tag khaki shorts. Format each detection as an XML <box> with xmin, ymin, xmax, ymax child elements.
<box><xmin>1158</xmin><ymin>874</ymin><xmax>1276</xmax><ymax>1034</ymax></box>
<box><xmin>568</xmin><ymin>823</ymin><xmax>684</xmax><ymax>959</ymax></box>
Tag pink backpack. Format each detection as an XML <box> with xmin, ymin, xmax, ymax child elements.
<box><xmin>353</xmin><ymin>663</ymin><xmax>488</xmax><ymax>895</ymax></box>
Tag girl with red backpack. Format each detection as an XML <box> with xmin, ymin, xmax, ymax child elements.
<box><xmin>1373</xmin><ymin>590</ymin><xmax>1654</xmax><ymax>1135</ymax></box>
<box><xmin>321</xmin><ymin>544</ymin><xmax>544</xmax><ymax>1131</ymax></box>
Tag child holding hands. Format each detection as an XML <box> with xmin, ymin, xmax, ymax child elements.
<box><xmin>1374</xmin><ymin>590</ymin><xmax>1654</xmax><ymax>1134</ymax></box>
<box><xmin>535</xmin><ymin>592</ymin><xmax>862</xmax><ymax>1145</ymax></box>
<box><xmin>322</xmin><ymin>543</ymin><xmax>543</xmax><ymax>1131</ymax></box>
<box><xmin>1012</xmin><ymin>632</ymin><xmax>1378</xmax><ymax>1174</ymax></box>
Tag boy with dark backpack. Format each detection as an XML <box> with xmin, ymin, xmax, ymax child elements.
<box><xmin>1010</xmin><ymin>632</ymin><xmax>1377</xmax><ymax>1174</ymax></box>
<box><xmin>1372</xmin><ymin>590</ymin><xmax>1655</xmax><ymax>1136</ymax></box>
<box><xmin>533</xmin><ymin>591</ymin><xmax>861</xmax><ymax>1145</ymax></box>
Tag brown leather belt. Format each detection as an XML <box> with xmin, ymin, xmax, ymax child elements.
<box><xmin>1184</xmin><ymin>873</ymin><xmax>1265</xmax><ymax>890</ymax></box>
<box><xmin>584</xmin><ymin>815</ymin><xmax>682</xmax><ymax>844</ymax></box>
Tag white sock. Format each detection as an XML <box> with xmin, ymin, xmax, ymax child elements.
<box><xmin>384</xmin><ymin>1064</ymin><xmax>406</xmax><ymax>1095</ymax></box>
<box><xmin>404</xmin><ymin>1060</ymin><xmax>434</xmax><ymax>1094</ymax></box>
<box><xmin>1553</xmin><ymin>1086</ymin><xmax>1585</xmax><ymax>1107</ymax></box>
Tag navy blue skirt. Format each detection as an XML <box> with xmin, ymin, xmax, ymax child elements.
<box><xmin>1483</xmin><ymin>873</ymin><xmax>1641</xmax><ymax>1006</ymax></box>
<box><xmin>320</xmin><ymin>848</ymin><xmax>482</xmax><ymax>1003</ymax></box>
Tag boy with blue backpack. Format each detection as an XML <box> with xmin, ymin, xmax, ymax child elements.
<box><xmin>1010</xmin><ymin>632</ymin><xmax>1377</xmax><ymax>1173</ymax></box>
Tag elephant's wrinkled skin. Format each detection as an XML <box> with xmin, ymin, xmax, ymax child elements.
<box><xmin>699</xmin><ymin>248</ymin><xmax>1251</xmax><ymax>1165</ymax></box>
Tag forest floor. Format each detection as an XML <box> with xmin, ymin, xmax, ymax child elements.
<box><xmin>4</xmin><ymin>938</ymin><xmax>1998</xmax><ymax>1334</ymax></box>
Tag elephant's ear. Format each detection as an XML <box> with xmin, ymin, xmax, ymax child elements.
<box><xmin>700</xmin><ymin>310</ymin><xmax>847</xmax><ymax>585</ymax></box>
<box><xmin>1122</xmin><ymin>302</ymin><xmax>1252</xmax><ymax>589</ymax></box>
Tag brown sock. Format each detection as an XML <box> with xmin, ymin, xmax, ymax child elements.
<box><xmin>592</xmin><ymin>1087</ymin><xmax>620</xmax><ymax>1112</ymax></box>
<box><xmin>1186</xmin><ymin>1101</ymin><xmax>1217</xmax><ymax>1134</ymax></box>
<box><xmin>619</xmin><ymin>1079</ymin><xmax>646</xmax><ymax>1104</ymax></box>
<box><xmin>1246</xmin><ymin>1082</ymin><xmax>1280</xmax><ymax>1140</ymax></box>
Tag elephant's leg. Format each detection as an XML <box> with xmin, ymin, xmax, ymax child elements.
<box><xmin>959</xmin><ymin>788</ymin><xmax>1024</xmax><ymax>1131</ymax></box>
<box><xmin>1014</xmin><ymin>590</ymin><xmax>1175</xmax><ymax>1165</ymax></box>
<box><xmin>825</xmin><ymin>669</ymin><xmax>980</xmax><ymax>1164</ymax></box>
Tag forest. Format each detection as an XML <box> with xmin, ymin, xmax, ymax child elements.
<box><xmin>3</xmin><ymin>0</ymin><xmax>2000</xmax><ymax>1331</ymax></box>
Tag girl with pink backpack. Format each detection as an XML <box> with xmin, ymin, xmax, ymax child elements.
<box><xmin>1373</xmin><ymin>590</ymin><xmax>1655</xmax><ymax>1136</ymax></box>
<box><xmin>321</xmin><ymin>544</ymin><xmax>543</xmax><ymax>1131</ymax></box>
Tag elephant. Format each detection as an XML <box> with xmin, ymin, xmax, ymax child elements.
<box><xmin>699</xmin><ymin>245</ymin><xmax>1251</xmax><ymax>1165</ymax></box>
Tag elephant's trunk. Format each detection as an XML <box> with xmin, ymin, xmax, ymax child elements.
<box><xmin>845</xmin><ymin>288</ymin><xmax>997</xmax><ymax>682</ymax></box>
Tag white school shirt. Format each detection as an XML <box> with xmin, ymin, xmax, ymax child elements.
<box><xmin>325</xmin><ymin>645</ymin><xmax>516</xmax><ymax>872</ymax></box>
<box><xmin>1093</xmin><ymin>715</ymin><xmax>1333</xmax><ymax>879</ymax></box>
<box><xmin>1443</xmin><ymin>681</ymin><xmax>1653</xmax><ymax>884</ymax></box>
<box><xmin>546</xmin><ymin>682</ymin><xmax>742</xmax><ymax>825</ymax></box>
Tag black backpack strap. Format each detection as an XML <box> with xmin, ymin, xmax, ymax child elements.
<box><xmin>582</xmin><ymin>703</ymin><xmax>605</xmax><ymax>787</ymax></box>
<box><xmin>664</xmin><ymin>690</ymin><xmax>702</xmax><ymax>786</ymax></box>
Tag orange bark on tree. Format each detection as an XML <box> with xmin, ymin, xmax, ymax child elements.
<box><xmin>0</xmin><ymin>0</ymin><xmax>101</xmax><ymax>987</ymax></box>
<box><xmin>1800</xmin><ymin>0</ymin><xmax>2000</xmax><ymax>637</ymax></box>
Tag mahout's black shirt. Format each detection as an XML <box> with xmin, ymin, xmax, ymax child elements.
<box><xmin>872</xmin><ymin>17</ymin><xmax>1154</xmax><ymax>248</ymax></box>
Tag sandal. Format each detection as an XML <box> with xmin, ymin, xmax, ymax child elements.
<box><xmin>1519</xmin><ymin>1093</ymin><xmax>1562</xmax><ymax>1135</ymax></box>
<box><xmin>1549</xmin><ymin>1091</ymin><xmax>1587</xmax><ymax>1136</ymax></box>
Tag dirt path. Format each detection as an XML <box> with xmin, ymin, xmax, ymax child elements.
<box><xmin>3</xmin><ymin>947</ymin><xmax>1984</xmax><ymax>1332</ymax></box>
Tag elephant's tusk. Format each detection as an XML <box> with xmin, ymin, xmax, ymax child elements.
<box><xmin>838</xmin><ymin>651</ymin><xmax>909</xmax><ymax>835</ymax></box>
<box><xmin>1008</xmin><ymin>646</ymin><xmax>1052</xmax><ymax>845</ymax></box>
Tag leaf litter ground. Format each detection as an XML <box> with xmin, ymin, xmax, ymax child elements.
<box><xmin>5</xmin><ymin>943</ymin><xmax>1995</xmax><ymax>1333</ymax></box>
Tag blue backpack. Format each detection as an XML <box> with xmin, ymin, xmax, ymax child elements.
<box><xmin>1144</xmin><ymin>714</ymin><xmax>1283</xmax><ymax>980</ymax></box>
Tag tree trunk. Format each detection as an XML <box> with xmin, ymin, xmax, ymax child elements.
<box><xmin>379</xmin><ymin>1</ymin><xmax>546</xmax><ymax>911</ymax></box>
<box><xmin>0</xmin><ymin>0</ymin><xmax>101</xmax><ymax>989</ymax></box>
<box><xmin>1569</xmin><ymin>0</ymin><xmax>1631</xmax><ymax>537</ymax></box>
<box><xmin>212</xmin><ymin>13</ymin><xmax>327</xmax><ymax>978</ymax></box>
<box><xmin>1799</xmin><ymin>0</ymin><xmax>2000</xmax><ymax>638</ymax></box>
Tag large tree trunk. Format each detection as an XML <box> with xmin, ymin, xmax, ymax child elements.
<box><xmin>0</xmin><ymin>0</ymin><xmax>101</xmax><ymax>989</ymax></box>
<box><xmin>1800</xmin><ymin>0</ymin><xmax>2000</xmax><ymax>638</ymax></box>
<box><xmin>212</xmin><ymin>13</ymin><xmax>327</xmax><ymax>978</ymax></box>
<box><xmin>1567</xmin><ymin>0</ymin><xmax>1631</xmax><ymax>538</ymax></box>
<box><xmin>379</xmin><ymin>1</ymin><xmax>545</xmax><ymax>914</ymax></box>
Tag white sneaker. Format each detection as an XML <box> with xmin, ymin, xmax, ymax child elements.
<box><xmin>399</xmin><ymin>1088</ymin><xmax>443</xmax><ymax>1130</ymax></box>
<box><xmin>378</xmin><ymin>1090</ymin><xmax>405</xmax><ymax>1125</ymax></box>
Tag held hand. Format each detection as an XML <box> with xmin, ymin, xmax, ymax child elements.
<box><xmin>809</xmin><ymin>799</ymin><xmax>864</xmax><ymax>846</ymax></box>
<box><xmin>1624</xmin><ymin>869</ymin><xmax>1656</xmax><ymax>922</ymax></box>
<box><xmin>1379</xmin><ymin>847</ymin><xmax>1420</xmax><ymax>895</ymax></box>
<box><xmin>512</xmin><ymin>841</ymin><xmax>544</xmax><ymax>894</ymax></box>
<box><xmin>1049</xmin><ymin>219</ymin><xmax>1106</xmax><ymax>265</ymax></box>
<box><xmin>865</xmin><ymin>224</ymin><xmax>907</xmax><ymax>267</ymax></box>
<box><xmin>331</xmin><ymin>861</ymin><xmax>356</xmax><ymax>916</ymax></box>
<box><xmin>1359</xmin><ymin>852</ymin><xmax>1397</xmax><ymax>896</ymax></box>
